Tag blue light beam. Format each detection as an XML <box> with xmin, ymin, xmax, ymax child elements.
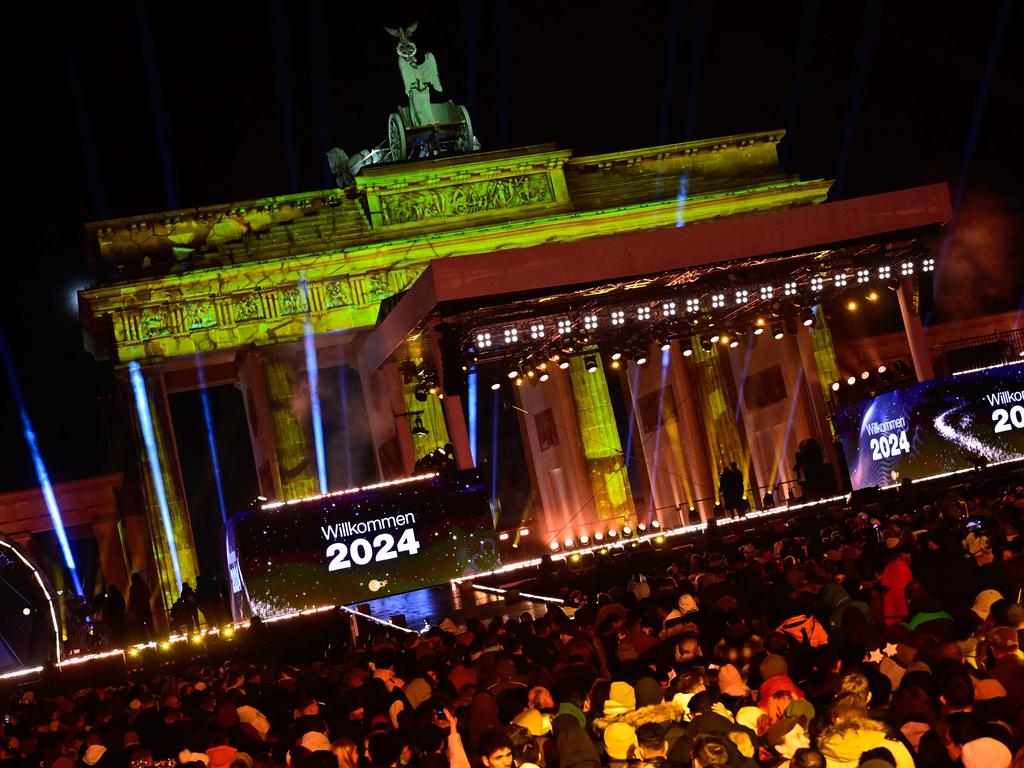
<box><xmin>0</xmin><ymin>334</ymin><xmax>83</xmax><ymax>596</ymax></box>
<box><xmin>467</xmin><ymin>371</ymin><xmax>478</xmax><ymax>464</ymax></box>
<box><xmin>128</xmin><ymin>361</ymin><xmax>182</xmax><ymax>588</ymax></box>
<box><xmin>195</xmin><ymin>363</ymin><xmax>228</xmax><ymax>525</ymax></box>
<box><xmin>303</xmin><ymin>323</ymin><xmax>328</xmax><ymax>495</ymax></box>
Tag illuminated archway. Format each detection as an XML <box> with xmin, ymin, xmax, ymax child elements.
<box><xmin>0</xmin><ymin>534</ymin><xmax>61</xmax><ymax>676</ymax></box>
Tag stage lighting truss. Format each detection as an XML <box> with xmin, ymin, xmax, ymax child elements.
<box><xmin>460</xmin><ymin>245</ymin><xmax>935</xmax><ymax>371</ymax></box>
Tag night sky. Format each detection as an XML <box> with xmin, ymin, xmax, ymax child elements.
<box><xmin>1</xmin><ymin>1</ymin><xmax>1021</xmax><ymax>495</ymax></box>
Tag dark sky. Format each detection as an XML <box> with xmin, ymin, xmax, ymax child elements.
<box><xmin>1</xmin><ymin>0</ymin><xmax>1021</xmax><ymax>493</ymax></box>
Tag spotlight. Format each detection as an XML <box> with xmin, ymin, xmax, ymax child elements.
<box><xmin>831</xmin><ymin>381</ymin><xmax>840</xmax><ymax>391</ymax></box>
<box><xmin>709</xmin><ymin>332</ymin><xmax>721</xmax><ymax>344</ymax></box>
<box><xmin>584</xmin><ymin>355</ymin><xmax>598</xmax><ymax>373</ymax></box>
<box><xmin>490</xmin><ymin>382</ymin><xmax>501</xmax><ymax>391</ymax></box>
<box><xmin>886</xmin><ymin>277</ymin><xmax>900</xmax><ymax>292</ymax></box>
<box><xmin>549</xmin><ymin>541</ymin><xmax>560</xmax><ymax>551</ymax></box>
<box><xmin>610</xmin><ymin>359</ymin><xmax>621</xmax><ymax>369</ymax></box>
<box><xmin>411</xmin><ymin>416</ymin><xmax>429</xmax><ymax>436</ymax></box>
<box><xmin>699</xmin><ymin>336</ymin><xmax>713</xmax><ymax>351</ymax></box>
<box><xmin>223</xmin><ymin>626</ymin><xmax>235</xmax><ymax>638</ymax></box>
<box><xmin>651</xmin><ymin>520</ymin><xmax>661</xmax><ymax>529</ymax></box>
<box><xmin>682</xmin><ymin>345</ymin><xmax>694</xmax><ymax>357</ymax></box>
<box><xmin>861</xmin><ymin>371</ymin><xmax>871</xmax><ymax>380</ymax></box>
<box><xmin>514</xmin><ymin>377</ymin><xmax>524</xmax><ymax>386</ymax></box>
<box><xmin>801</xmin><ymin>310</ymin><xmax>815</xmax><ymax>327</ymax></box>
<box><xmin>867</xmin><ymin>291</ymin><xmax>878</xmax><ymax>302</ymax></box>
<box><xmin>569</xmin><ymin>553</ymin><xmax>582</xmax><ymax>563</ymax></box>
<box><xmin>771</xmin><ymin>324</ymin><xmax>784</xmax><ymax>340</ymax></box>
<box><xmin>22</xmin><ymin>607</ymin><xmax>31</xmax><ymax>616</ymax></box>
<box><xmin>753</xmin><ymin>319</ymin><xmax>765</xmax><ymax>336</ymax></box>
<box><xmin>128</xmin><ymin>647</ymin><xmax>140</xmax><ymax>657</ymax></box>
<box><xmin>414</xmin><ymin>387</ymin><xmax>428</xmax><ymax>402</ymax></box>
<box><xmin>564</xmin><ymin>538</ymin><xmax>575</xmax><ymax>549</ymax></box>
<box><xmin>622</xmin><ymin>525</ymin><xmax>633</xmax><ymax>537</ymax></box>
<box><xmin>607</xmin><ymin>528</ymin><xmax>618</xmax><ymax>539</ymax></box>
<box><xmin>660</xmin><ymin>340</ymin><xmax>672</xmax><ymax>352</ymax></box>
<box><xmin>634</xmin><ymin>350</ymin><xmax>648</xmax><ymax>366</ymax></box>
<box><xmin>611</xmin><ymin>351</ymin><xmax>623</xmax><ymax>361</ymax></box>
<box><xmin>637</xmin><ymin>522</ymin><xmax>647</xmax><ymax>533</ymax></box>
<box><xmin>655</xmin><ymin>535</ymin><xmax>666</xmax><ymax>545</ymax></box>
<box><xmin>559</xmin><ymin>359</ymin><xmax>570</xmax><ymax>369</ymax></box>
<box><xmin>191</xmin><ymin>633</ymin><xmax>204</xmax><ymax>645</ymax></box>
<box><xmin>579</xmin><ymin>534</ymin><xmax>590</xmax><ymax>545</ymax></box>
<box><xmin>728</xmin><ymin>333</ymin><xmax>739</xmax><ymax>348</ymax></box>
<box><xmin>160</xmin><ymin>641</ymin><xmax>172</xmax><ymax>651</ymax></box>
<box><xmin>785</xmin><ymin>319</ymin><xmax>798</xmax><ymax>336</ymax></box>
<box><xmin>507</xmin><ymin>369</ymin><xmax>519</xmax><ymax>379</ymax></box>
<box><xmin>539</xmin><ymin>372</ymin><xmax>550</xmax><ymax>382</ymax></box>
<box><xmin>877</xmin><ymin>364</ymin><xmax>887</xmax><ymax>374</ymax></box>
<box><xmin>847</xmin><ymin>376</ymin><xmax>857</xmax><ymax>386</ymax></box>
<box><xmin>594</xmin><ymin>532</ymin><xmax>604</xmax><ymax>542</ymax></box>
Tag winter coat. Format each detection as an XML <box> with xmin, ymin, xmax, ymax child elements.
<box><xmin>816</xmin><ymin>717</ymin><xmax>914</xmax><ymax>768</ymax></box>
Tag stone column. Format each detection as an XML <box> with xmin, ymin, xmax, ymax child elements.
<box><xmin>236</xmin><ymin>350</ymin><xmax>283</xmax><ymax>499</ymax></box>
<box><xmin>92</xmin><ymin>518</ymin><xmax>129</xmax><ymax>591</ymax></box>
<box><xmin>898</xmin><ymin>278</ymin><xmax>935</xmax><ymax>382</ymax></box>
<box><xmin>626</xmin><ymin>345</ymin><xmax>700</xmax><ymax>526</ymax></box>
<box><xmin>665</xmin><ymin>345</ymin><xmax>716</xmax><ymax>524</ymax></box>
<box><xmin>515</xmin><ymin>364</ymin><xmax>596</xmax><ymax>545</ymax></box>
<box><xmin>567</xmin><ymin>354</ymin><xmax>635</xmax><ymax>528</ymax></box>
<box><xmin>442</xmin><ymin>395</ymin><xmax>475</xmax><ymax>470</ymax></box>
<box><xmin>124</xmin><ymin>367</ymin><xmax>199</xmax><ymax>614</ymax></box>
<box><xmin>353</xmin><ymin>339</ymin><xmax>414</xmax><ymax>479</ymax></box>
<box><xmin>260</xmin><ymin>346</ymin><xmax>319</xmax><ymax>500</ymax></box>
<box><xmin>795</xmin><ymin>322</ymin><xmax>842</xmax><ymax>486</ymax></box>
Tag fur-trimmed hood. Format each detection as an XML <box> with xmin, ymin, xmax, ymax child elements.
<box><xmin>817</xmin><ymin>717</ymin><xmax>914</xmax><ymax>768</ymax></box>
<box><xmin>592</xmin><ymin>701</ymin><xmax>684</xmax><ymax>731</ymax></box>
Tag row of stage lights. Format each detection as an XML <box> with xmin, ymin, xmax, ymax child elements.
<box><xmin>470</xmin><ymin>259</ymin><xmax>934</xmax><ymax>357</ymax></box>
<box><xmin>484</xmin><ymin>314</ymin><xmax>812</xmax><ymax>389</ymax></box>
<box><xmin>549</xmin><ymin>520</ymin><xmax>662</xmax><ymax>551</ymax></box>
<box><xmin>830</xmin><ymin>361</ymin><xmax>914</xmax><ymax>392</ymax></box>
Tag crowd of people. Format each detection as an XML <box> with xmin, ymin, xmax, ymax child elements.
<box><xmin>4</xmin><ymin>472</ymin><xmax>1024</xmax><ymax>768</ymax></box>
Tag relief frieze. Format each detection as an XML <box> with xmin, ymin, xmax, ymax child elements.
<box><xmin>379</xmin><ymin>173</ymin><xmax>554</xmax><ymax>226</ymax></box>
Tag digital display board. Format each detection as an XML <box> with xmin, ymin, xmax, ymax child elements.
<box><xmin>837</xmin><ymin>363</ymin><xmax>1024</xmax><ymax>490</ymax></box>
<box><xmin>224</xmin><ymin>470</ymin><xmax>501</xmax><ymax>620</ymax></box>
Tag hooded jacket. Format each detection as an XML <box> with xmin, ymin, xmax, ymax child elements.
<box><xmin>816</xmin><ymin>717</ymin><xmax>914</xmax><ymax>768</ymax></box>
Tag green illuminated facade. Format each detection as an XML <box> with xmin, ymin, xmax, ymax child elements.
<box><xmin>77</xmin><ymin>126</ymin><xmax>953</xmax><ymax>606</ymax></box>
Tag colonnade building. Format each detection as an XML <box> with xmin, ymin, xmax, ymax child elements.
<box><xmin>56</xmin><ymin>128</ymin><xmax>1015</xmax><ymax>620</ymax></box>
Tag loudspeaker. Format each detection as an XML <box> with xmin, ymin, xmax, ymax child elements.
<box><xmin>389</xmin><ymin>614</ymin><xmax>407</xmax><ymax>628</ymax></box>
<box><xmin>435</xmin><ymin>323</ymin><xmax>466</xmax><ymax>396</ymax></box>
<box><xmin>356</xmin><ymin>604</ymin><xmax>372</xmax><ymax>616</ymax></box>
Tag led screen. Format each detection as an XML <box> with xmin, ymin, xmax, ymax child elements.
<box><xmin>837</xmin><ymin>363</ymin><xmax>1024</xmax><ymax>490</ymax></box>
<box><xmin>224</xmin><ymin>471</ymin><xmax>500</xmax><ymax>620</ymax></box>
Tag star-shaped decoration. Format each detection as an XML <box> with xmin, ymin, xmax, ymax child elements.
<box><xmin>867</xmin><ymin>649</ymin><xmax>884</xmax><ymax>664</ymax></box>
<box><xmin>883</xmin><ymin>643</ymin><xmax>898</xmax><ymax>657</ymax></box>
